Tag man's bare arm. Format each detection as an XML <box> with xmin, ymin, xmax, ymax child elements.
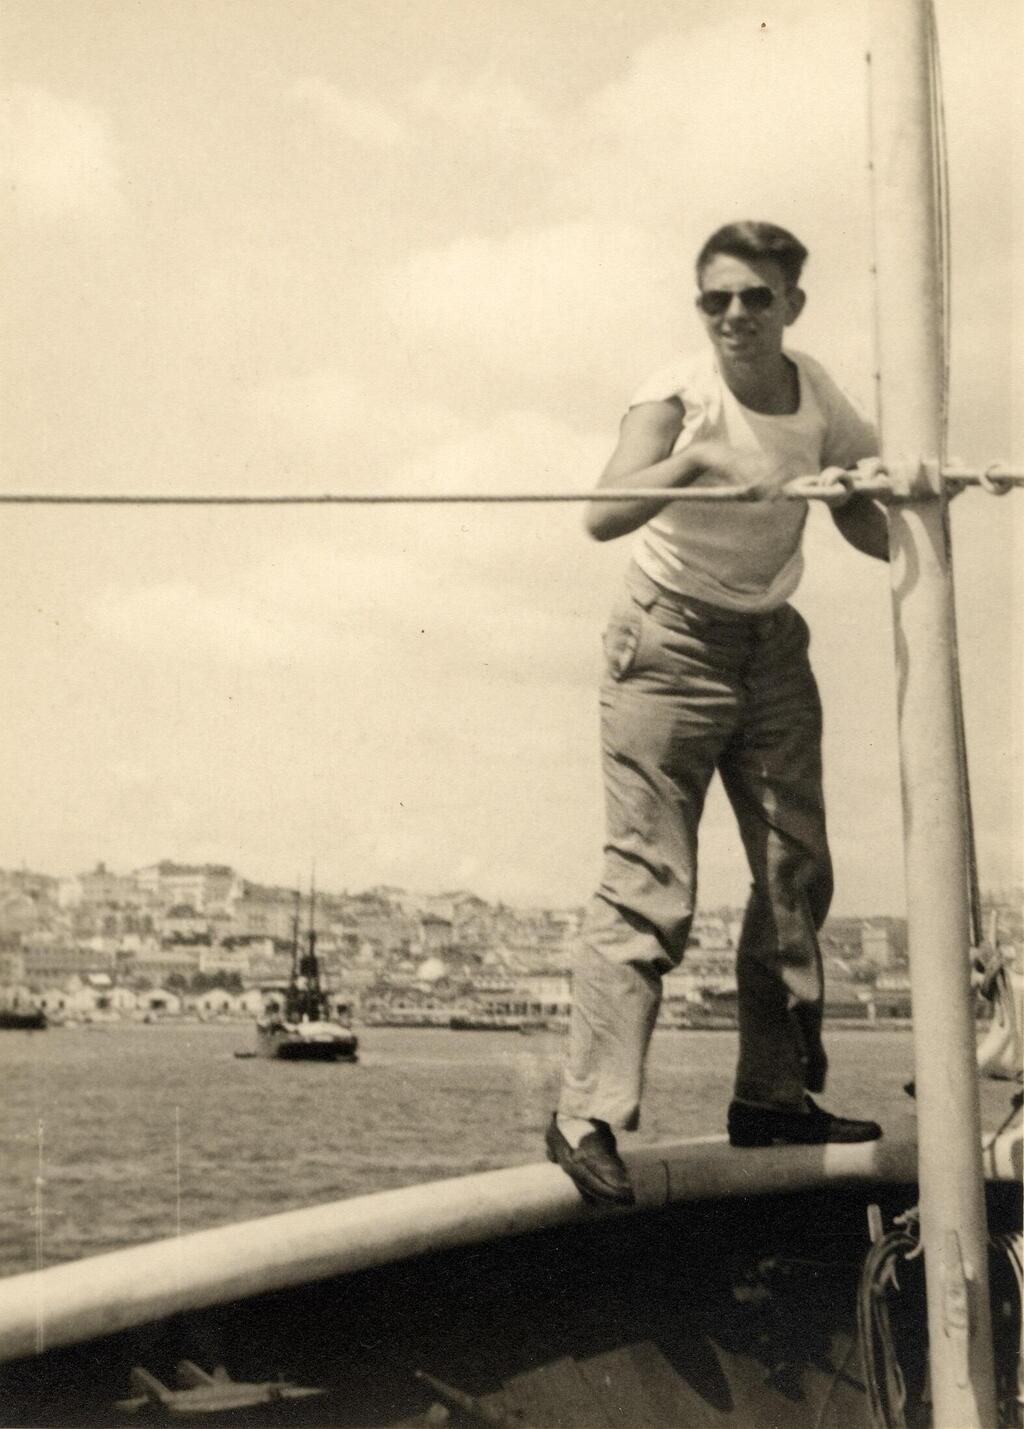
<box><xmin>584</xmin><ymin>400</ymin><xmax>687</xmax><ymax>542</ymax></box>
<box><xmin>584</xmin><ymin>400</ymin><xmax>777</xmax><ymax>542</ymax></box>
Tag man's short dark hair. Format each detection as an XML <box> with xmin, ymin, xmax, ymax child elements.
<box><xmin>696</xmin><ymin>222</ymin><xmax>809</xmax><ymax>287</ymax></box>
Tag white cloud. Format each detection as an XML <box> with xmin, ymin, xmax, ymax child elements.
<box><xmin>290</xmin><ymin>68</ymin><xmax>545</xmax><ymax>155</ymax></box>
<box><xmin>566</xmin><ymin>9</ymin><xmax>870</xmax><ymax>229</ymax></box>
<box><xmin>242</xmin><ymin>369</ymin><xmax>470</xmax><ymax>459</ymax></box>
<box><xmin>288</xmin><ymin>77</ymin><xmax>409</xmax><ymax>148</ymax></box>
<box><xmin>86</xmin><ymin>409</ymin><xmax>610</xmax><ymax>685</ymax></box>
<box><xmin>364</xmin><ymin>408</ymin><xmax>612</xmax><ymax>630</ymax></box>
<box><xmin>381</xmin><ymin>220</ymin><xmax>692</xmax><ymax>393</ymax></box>
<box><xmin>410</xmin><ymin>69</ymin><xmax>545</xmax><ymax>138</ymax></box>
<box><xmin>372</xmin><ymin>5</ymin><xmax>1006</xmax><ymax>428</ymax></box>
<box><xmin>0</xmin><ymin>84</ymin><xmax>126</xmax><ymax>224</ymax></box>
<box><xmin>357</xmin><ymin>10</ymin><xmax>865</xmax><ymax>408</ymax></box>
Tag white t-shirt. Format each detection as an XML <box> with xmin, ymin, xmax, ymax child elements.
<box><xmin>629</xmin><ymin>348</ymin><xmax>878</xmax><ymax>611</ymax></box>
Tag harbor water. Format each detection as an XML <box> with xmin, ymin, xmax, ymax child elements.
<box><xmin>0</xmin><ymin>1022</ymin><xmax>1014</xmax><ymax>1278</ymax></box>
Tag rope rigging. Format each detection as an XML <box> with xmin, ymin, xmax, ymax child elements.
<box><xmin>0</xmin><ymin>462</ymin><xmax>1020</xmax><ymax>506</ymax></box>
<box><xmin>856</xmin><ymin>1206</ymin><xmax>1024</xmax><ymax>1429</ymax></box>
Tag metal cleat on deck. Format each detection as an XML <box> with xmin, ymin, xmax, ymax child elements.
<box><xmin>113</xmin><ymin>1360</ymin><xmax>325</xmax><ymax>1415</ymax></box>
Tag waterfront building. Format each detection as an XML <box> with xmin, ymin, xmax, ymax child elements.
<box><xmin>134</xmin><ymin>861</ymin><xmax>238</xmax><ymax>913</ymax></box>
<box><xmin>662</xmin><ymin>966</ymin><xmax>708</xmax><ymax>1008</ymax></box>
<box><xmin>0</xmin><ymin>891</ymin><xmax>50</xmax><ymax>940</ymax></box>
<box><xmin>137</xmin><ymin>988</ymin><xmax>183</xmax><ymax>1017</ymax></box>
<box><xmin>33</xmin><ymin>976</ymin><xmax>130</xmax><ymax>1019</ymax></box>
<box><xmin>824</xmin><ymin>980</ymin><xmax>876</xmax><ymax>1019</ymax></box>
<box><xmin>234</xmin><ymin>988</ymin><xmax>266</xmax><ymax>1016</ymax></box>
<box><xmin>478</xmin><ymin>974</ymin><xmax>572</xmax><ymax>1023</ymax></box>
<box><xmin>340</xmin><ymin>892</ymin><xmax>419</xmax><ymax>953</ymax></box>
<box><xmin>689</xmin><ymin>913</ymin><xmax>732</xmax><ymax>950</ymax></box>
<box><xmin>0</xmin><ymin>950</ymin><xmax>26</xmax><ymax>987</ymax></box>
<box><xmin>244</xmin><ymin>952</ymin><xmax>294</xmax><ymax>985</ymax></box>
<box><xmin>0</xmin><ymin>983</ymin><xmax>36</xmax><ymax>1011</ymax></box>
<box><xmin>861</xmin><ymin>921</ymin><xmax>895</xmax><ymax>969</ymax></box>
<box><xmin>547</xmin><ymin>908</ymin><xmax>582</xmax><ymax>938</ymax></box>
<box><xmin>420</xmin><ymin>913</ymin><xmax>453</xmax><ymax>955</ymax></box>
<box><xmin>105</xmin><ymin>983</ymin><xmax>141</xmax><ymax>1015</ymax></box>
<box><xmin>229</xmin><ymin>882</ymin><xmax>301</xmax><ymax>943</ymax></box>
<box><xmin>36</xmin><ymin>986</ymin><xmax>72</xmax><ymax>1018</ymax></box>
<box><xmin>874</xmin><ymin>970</ymin><xmax>914</xmax><ymax>1019</ymax></box>
<box><xmin>189</xmin><ymin>988</ymin><xmax>244</xmax><ymax>1019</ymax></box>
<box><xmin>72</xmin><ymin>863</ymin><xmax>151</xmax><ymax>910</ymax></box>
<box><xmin>158</xmin><ymin>904</ymin><xmax>212</xmax><ymax>942</ymax></box>
<box><xmin>127</xmin><ymin>946</ymin><xmax>201</xmax><ymax>984</ymax></box>
<box><xmin>21</xmin><ymin>944</ymin><xmax>116</xmax><ymax>983</ymax></box>
<box><xmin>415</xmin><ymin>956</ymin><xmax>447</xmax><ymax>985</ymax></box>
<box><xmin>0</xmin><ymin>868</ymin><xmax>61</xmax><ymax>907</ymax></box>
<box><xmin>197</xmin><ymin>944</ymin><xmax>253</xmax><ymax>977</ymax></box>
<box><xmin>514</xmin><ymin>974</ymin><xmax>571</xmax><ymax>1022</ymax></box>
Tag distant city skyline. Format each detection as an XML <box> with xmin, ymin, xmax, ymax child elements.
<box><xmin>2</xmin><ymin>857</ymin><xmax>1020</xmax><ymax>923</ymax></box>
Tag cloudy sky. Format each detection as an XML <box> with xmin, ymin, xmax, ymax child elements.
<box><xmin>1</xmin><ymin>0</ymin><xmax>1019</xmax><ymax>914</ymax></box>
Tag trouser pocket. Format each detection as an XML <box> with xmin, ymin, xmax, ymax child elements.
<box><xmin>602</xmin><ymin>599</ymin><xmax>644</xmax><ymax>681</ymax></box>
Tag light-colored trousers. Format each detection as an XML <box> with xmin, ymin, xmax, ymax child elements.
<box><xmin>559</xmin><ymin>564</ymin><xmax>833</xmax><ymax>1129</ymax></box>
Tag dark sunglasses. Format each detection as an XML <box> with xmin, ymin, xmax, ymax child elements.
<box><xmin>696</xmin><ymin>286</ymin><xmax>776</xmax><ymax>316</ymax></box>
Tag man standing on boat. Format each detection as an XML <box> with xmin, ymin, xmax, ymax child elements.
<box><xmin>547</xmin><ymin>222</ymin><xmax>890</xmax><ymax>1206</ymax></box>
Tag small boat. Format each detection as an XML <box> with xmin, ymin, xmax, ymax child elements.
<box><xmin>255</xmin><ymin>999</ymin><xmax>359</xmax><ymax>1061</ymax></box>
<box><xmin>254</xmin><ymin>887</ymin><xmax>359</xmax><ymax>1063</ymax></box>
<box><xmin>449</xmin><ymin>1012</ymin><xmax>523</xmax><ymax>1031</ymax></box>
<box><xmin>0</xmin><ymin>1008</ymin><xmax>46</xmax><ymax>1032</ymax></box>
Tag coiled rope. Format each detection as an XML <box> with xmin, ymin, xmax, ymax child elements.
<box><xmin>857</xmin><ymin>1209</ymin><xmax>1024</xmax><ymax>1429</ymax></box>
<box><xmin>857</xmin><ymin>1211</ymin><xmax>921</xmax><ymax>1429</ymax></box>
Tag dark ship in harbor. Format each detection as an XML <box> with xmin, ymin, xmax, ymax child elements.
<box><xmin>255</xmin><ymin>887</ymin><xmax>358</xmax><ymax>1062</ymax></box>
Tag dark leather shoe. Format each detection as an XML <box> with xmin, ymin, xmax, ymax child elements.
<box><xmin>545</xmin><ymin>1115</ymin><xmax>635</xmax><ymax>1206</ymax></box>
<box><xmin>728</xmin><ymin>1096</ymin><xmax>882</xmax><ymax>1148</ymax></box>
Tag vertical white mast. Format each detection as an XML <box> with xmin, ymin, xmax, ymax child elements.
<box><xmin>867</xmin><ymin>1</ymin><xmax>997</xmax><ymax>1424</ymax></box>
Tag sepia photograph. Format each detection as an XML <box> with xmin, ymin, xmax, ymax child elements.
<box><xmin>0</xmin><ymin>0</ymin><xmax>1020</xmax><ymax>1424</ymax></box>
